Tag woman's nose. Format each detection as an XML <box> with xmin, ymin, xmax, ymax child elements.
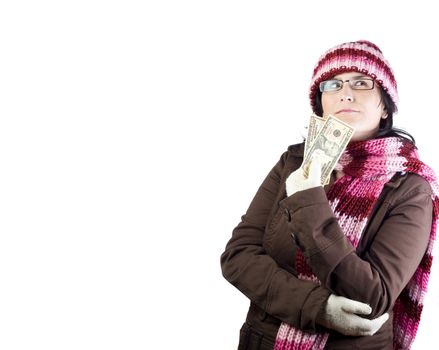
<box><xmin>341</xmin><ymin>94</ymin><xmax>354</xmax><ymax>102</ymax></box>
<box><xmin>339</xmin><ymin>83</ymin><xmax>354</xmax><ymax>102</ymax></box>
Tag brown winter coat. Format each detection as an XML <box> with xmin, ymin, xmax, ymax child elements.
<box><xmin>221</xmin><ymin>142</ymin><xmax>433</xmax><ymax>349</ymax></box>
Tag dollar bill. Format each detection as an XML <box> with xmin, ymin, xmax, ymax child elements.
<box><xmin>304</xmin><ymin>114</ymin><xmax>326</xmax><ymax>157</ymax></box>
<box><xmin>302</xmin><ymin>115</ymin><xmax>355</xmax><ymax>185</ymax></box>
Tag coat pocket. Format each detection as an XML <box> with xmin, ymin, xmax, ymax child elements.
<box><xmin>238</xmin><ymin>323</ymin><xmax>275</xmax><ymax>350</ymax></box>
<box><xmin>263</xmin><ymin>206</ymin><xmax>297</xmax><ymax>273</ymax></box>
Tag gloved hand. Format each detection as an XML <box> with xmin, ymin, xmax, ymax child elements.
<box><xmin>316</xmin><ymin>294</ymin><xmax>389</xmax><ymax>336</ymax></box>
<box><xmin>285</xmin><ymin>154</ymin><xmax>322</xmax><ymax>197</ymax></box>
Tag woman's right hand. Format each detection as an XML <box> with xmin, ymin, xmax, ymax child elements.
<box><xmin>285</xmin><ymin>155</ymin><xmax>323</xmax><ymax>197</ymax></box>
<box><xmin>316</xmin><ymin>294</ymin><xmax>389</xmax><ymax>336</ymax></box>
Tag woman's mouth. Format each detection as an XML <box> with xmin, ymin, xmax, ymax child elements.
<box><xmin>336</xmin><ymin>109</ymin><xmax>359</xmax><ymax>114</ymax></box>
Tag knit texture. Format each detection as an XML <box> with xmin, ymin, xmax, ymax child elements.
<box><xmin>309</xmin><ymin>40</ymin><xmax>398</xmax><ymax>113</ymax></box>
<box><xmin>274</xmin><ymin>137</ymin><xmax>438</xmax><ymax>350</ymax></box>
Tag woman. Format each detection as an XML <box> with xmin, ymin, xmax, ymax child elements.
<box><xmin>220</xmin><ymin>40</ymin><xmax>439</xmax><ymax>349</ymax></box>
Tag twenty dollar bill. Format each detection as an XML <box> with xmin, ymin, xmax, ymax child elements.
<box><xmin>304</xmin><ymin>113</ymin><xmax>326</xmax><ymax>157</ymax></box>
<box><xmin>302</xmin><ymin>115</ymin><xmax>355</xmax><ymax>185</ymax></box>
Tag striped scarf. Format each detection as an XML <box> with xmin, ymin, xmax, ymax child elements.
<box><xmin>274</xmin><ymin>137</ymin><xmax>439</xmax><ymax>350</ymax></box>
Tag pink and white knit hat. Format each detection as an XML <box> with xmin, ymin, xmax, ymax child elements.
<box><xmin>309</xmin><ymin>40</ymin><xmax>398</xmax><ymax>112</ymax></box>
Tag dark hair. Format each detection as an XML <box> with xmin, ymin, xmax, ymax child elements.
<box><xmin>313</xmin><ymin>88</ymin><xmax>416</xmax><ymax>145</ymax></box>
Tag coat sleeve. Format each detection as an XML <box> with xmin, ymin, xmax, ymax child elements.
<box><xmin>220</xmin><ymin>151</ymin><xmax>331</xmax><ymax>331</ymax></box>
<box><xmin>280</xmin><ymin>174</ymin><xmax>433</xmax><ymax>318</ymax></box>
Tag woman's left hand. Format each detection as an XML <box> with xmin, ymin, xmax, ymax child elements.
<box><xmin>285</xmin><ymin>155</ymin><xmax>322</xmax><ymax>197</ymax></box>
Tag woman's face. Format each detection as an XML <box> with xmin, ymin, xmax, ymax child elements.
<box><xmin>321</xmin><ymin>71</ymin><xmax>387</xmax><ymax>142</ymax></box>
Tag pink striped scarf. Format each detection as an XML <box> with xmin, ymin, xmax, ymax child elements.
<box><xmin>274</xmin><ymin>137</ymin><xmax>439</xmax><ymax>350</ymax></box>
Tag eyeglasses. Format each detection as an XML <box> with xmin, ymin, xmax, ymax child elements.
<box><xmin>319</xmin><ymin>78</ymin><xmax>375</xmax><ymax>92</ymax></box>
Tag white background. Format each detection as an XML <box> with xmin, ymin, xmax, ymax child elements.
<box><xmin>1</xmin><ymin>1</ymin><xmax>438</xmax><ymax>349</ymax></box>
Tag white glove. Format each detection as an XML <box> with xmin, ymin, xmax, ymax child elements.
<box><xmin>317</xmin><ymin>294</ymin><xmax>389</xmax><ymax>336</ymax></box>
<box><xmin>285</xmin><ymin>155</ymin><xmax>322</xmax><ymax>197</ymax></box>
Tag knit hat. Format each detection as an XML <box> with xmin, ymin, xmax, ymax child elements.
<box><xmin>309</xmin><ymin>40</ymin><xmax>398</xmax><ymax>113</ymax></box>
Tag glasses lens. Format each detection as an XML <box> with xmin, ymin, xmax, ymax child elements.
<box><xmin>350</xmin><ymin>78</ymin><xmax>374</xmax><ymax>90</ymax></box>
<box><xmin>320</xmin><ymin>79</ymin><xmax>343</xmax><ymax>92</ymax></box>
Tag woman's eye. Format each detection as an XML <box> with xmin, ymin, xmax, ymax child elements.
<box><xmin>354</xmin><ymin>79</ymin><xmax>367</xmax><ymax>86</ymax></box>
<box><xmin>352</xmin><ymin>79</ymin><xmax>373</xmax><ymax>89</ymax></box>
<box><xmin>329</xmin><ymin>81</ymin><xmax>342</xmax><ymax>89</ymax></box>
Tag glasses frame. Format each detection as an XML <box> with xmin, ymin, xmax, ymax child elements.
<box><xmin>319</xmin><ymin>78</ymin><xmax>375</xmax><ymax>93</ymax></box>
